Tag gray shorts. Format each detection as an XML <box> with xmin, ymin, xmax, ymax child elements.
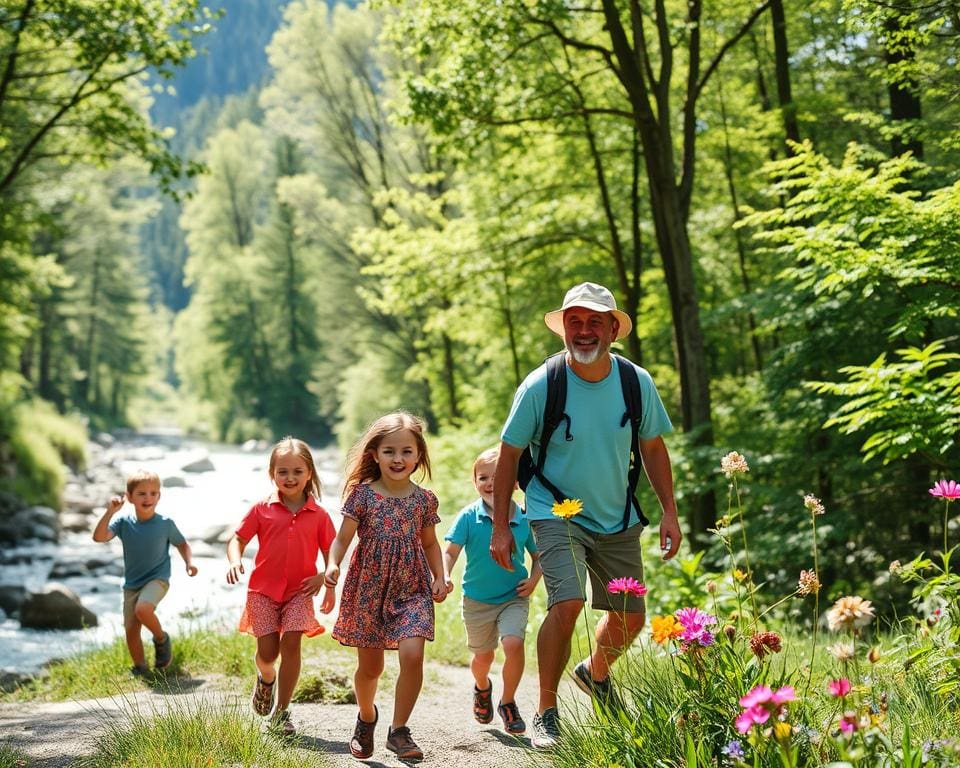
<box><xmin>531</xmin><ymin>519</ymin><xmax>645</xmax><ymax>613</ymax></box>
<box><xmin>462</xmin><ymin>596</ymin><xmax>530</xmax><ymax>653</ymax></box>
<box><xmin>122</xmin><ymin>579</ymin><xmax>169</xmax><ymax>629</ymax></box>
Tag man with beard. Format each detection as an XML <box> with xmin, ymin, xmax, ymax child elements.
<box><xmin>489</xmin><ymin>282</ymin><xmax>682</xmax><ymax>749</ymax></box>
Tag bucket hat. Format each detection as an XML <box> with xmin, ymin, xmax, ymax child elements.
<box><xmin>544</xmin><ymin>282</ymin><xmax>632</xmax><ymax>340</ymax></box>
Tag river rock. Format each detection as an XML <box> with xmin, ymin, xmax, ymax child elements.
<box><xmin>199</xmin><ymin>523</ymin><xmax>232</xmax><ymax>544</ymax></box>
<box><xmin>162</xmin><ymin>475</ymin><xmax>187</xmax><ymax>488</ymax></box>
<box><xmin>20</xmin><ymin>583</ymin><xmax>98</xmax><ymax>630</ymax></box>
<box><xmin>181</xmin><ymin>456</ymin><xmax>214</xmax><ymax>473</ymax></box>
<box><xmin>49</xmin><ymin>559</ymin><xmax>91</xmax><ymax>579</ymax></box>
<box><xmin>0</xmin><ymin>584</ymin><xmax>26</xmax><ymax>615</ymax></box>
<box><xmin>0</xmin><ymin>671</ymin><xmax>32</xmax><ymax>693</ymax></box>
<box><xmin>60</xmin><ymin>512</ymin><xmax>91</xmax><ymax>533</ymax></box>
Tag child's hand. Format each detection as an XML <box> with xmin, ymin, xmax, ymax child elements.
<box><xmin>319</xmin><ymin>586</ymin><xmax>336</xmax><ymax>614</ymax></box>
<box><xmin>323</xmin><ymin>564</ymin><xmax>340</xmax><ymax>588</ymax></box>
<box><xmin>444</xmin><ymin>576</ymin><xmax>454</xmax><ymax>595</ymax></box>
<box><xmin>106</xmin><ymin>495</ymin><xmax>124</xmax><ymax>514</ymax></box>
<box><xmin>186</xmin><ymin>563</ymin><xmax>198</xmax><ymax>577</ymax></box>
<box><xmin>299</xmin><ymin>573</ymin><xmax>325</xmax><ymax>597</ymax></box>
<box><xmin>431</xmin><ymin>577</ymin><xmax>448</xmax><ymax>603</ymax></box>
<box><xmin>516</xmin><ymin>577</ymin><xmax>537</xmax><ymax>598</ymax></box>
<box><xmin>226</xmin><ymin>561</ymin><xmax>244</xmax><ymax>585</ymax></box>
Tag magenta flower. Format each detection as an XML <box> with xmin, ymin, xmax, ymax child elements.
<box><xmin>930</xmin><ymin>480</ymin><xmax>960</xmax><ymax>501</ymax></box>
<box><xmin>674</xmin><ymin>607</ymin><xmax>718</xmax><ymax>647</ymax></box>
<box><xmin>827</xmin><ymin>678</ymin><xmax>851</xmax><ymax>698</ymax></box>
<box><xmin>839</xmin><ymin>711</ymin><xmax>861</xmax><ymax>735</ymax></box>
<box><xmin>735</xmin><ymin>685</ymin><xmax>796</xmax><ymax>734</ymax></box>
<box><xmin>607</xmin><ymin>577</ymin><xmax>648</xmax><ymax>597</ymax></box>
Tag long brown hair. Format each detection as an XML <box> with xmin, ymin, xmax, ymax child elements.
<box><xmin>342</xmin><ymin>411</ymin><xmax>431</xmax><ymax>500</ymax></box>
<box><xmin>269</xmin><ymin>436</ymin><xmax>322</xmax><ymax>499</ymax></box>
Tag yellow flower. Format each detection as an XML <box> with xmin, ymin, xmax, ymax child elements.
<box><xmin>733</xmin><ymin>568</ymin><xmax>747</xmax><ymax>583</ymax></box>
<box><xmin>552</xmin><ymin>498</ymin><xmax>583</xmax><ymax>519</ymax></box>
<box><xmin>773</xmin><ymin>721</ymin><xmax>793</xmax><ymax>743</ymax></box>
<box><xmin>651</xmin><ymin>615</ymin><xmax>683</xmax><ymax>644</ymax></box>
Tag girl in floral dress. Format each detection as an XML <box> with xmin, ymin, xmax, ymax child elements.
<box><xmin>324</xmin><ymin>411</ymin><xmax>450</xmax><ymax>762</ymax></box>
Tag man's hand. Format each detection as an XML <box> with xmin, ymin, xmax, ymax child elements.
<box><xmin>660</xmin><ymin>514</ymin><xmax>682</xmax><ymax>561</ymax></box>
<box><xmin>489</xmin><ymin>524</ymin><xmax>515</xmax><ymax>572</ymax></box>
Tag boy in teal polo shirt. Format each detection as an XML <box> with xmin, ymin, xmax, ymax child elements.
<box><xmin>443</xmin><ymin>447</ymin><xmax>541</xmax><ymax>736</ymax></box>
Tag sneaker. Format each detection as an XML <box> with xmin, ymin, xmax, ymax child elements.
<box><xmin>386</xmin><ymin>725</ymin><xmax>424</xmax><ymax>761</ymax></box>
<box><xmin>130</xmin><ymin>664</ymin><xmax>150</xmax><ymax>678</ymax></box>
<box><xmin>350</xmin><ymin>706</ymin><xmax>378</xmax><ymax>759</ymax></box>
<box><xmin>573</xmin><ymin>660</ymin><xmax>624</xmax><ymax>712</ymax></box>
<box><xmin>251</xmin><ymin>674</ymin><xmax>276</xmax><ymax>716</ymax></box>
<box><xmin>153</xmin><ymin>632</ymin><xmax>172</xmax><ymax>669</ymax></box>
<box><xmin>497</xmin><ymin>701</ymin><xmax>526</xmax><ymax>735</ymax></box>
<box><xmin>531</xmin><ymin>707</ymin><xmax>560</xmax><ymax>749</ymax></box>
<box><xmin>473</xmin><ymin>681</ymin><xmax>494</xmax><ymax>724</ymax></box>
<box><xmin>269</xmin><ymin>708</ymin><xmax>296</xmax><ymax>738</ymax></box>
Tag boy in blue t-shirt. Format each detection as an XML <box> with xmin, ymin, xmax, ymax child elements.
<box><xmin>443</xmin><ymin>447</ymin><xmax>541</xmax><ymax>736</ymax></box>
<box><xmin>92</xmin><ymin>469</ymin><xmax>197</xmax><ymax>675</ymax></box>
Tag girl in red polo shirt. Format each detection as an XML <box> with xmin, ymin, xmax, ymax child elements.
<box><xmin>226</xmin><ymin>436</ymin><xmax>336</xmax><ymax>737</ymax></box>
<box><xmin>324</xmin><ymin>411</ymin><xmax>450</xmax><ymax>762</ymax></box>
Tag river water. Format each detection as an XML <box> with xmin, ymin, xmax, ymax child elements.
<box><xmin>0</xmin><ymin>435</ymin><xmax>344</xmax><ymax>674</ymax></box>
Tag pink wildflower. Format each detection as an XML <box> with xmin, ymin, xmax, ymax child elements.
<box><xmin>839</xmin><ymin>711</ymin><xmax>861</xmax><ymax>735</ymax></box>
<box><xmin>735</xmin><ymin>685</ymin><xmax>796</xmax><ymax>734</ymax></box>
<box><xmin>828</xmin><ymin>678</ymin><xmax>852</xmax><ymax>698</ymax></box>
<box><xmin>929</xmin><ymin>480</ymin><xmax>960</xmax><ymax>501</ymax></box>
<box><xmin>674</xmin><ymin>607</ymin><xmax>718</xmax><ymax>648</ymax></box>
<box><xmin>607</xmin><ymin>577</ymin><xmax>648</xmax><ymax>597</ymax></box>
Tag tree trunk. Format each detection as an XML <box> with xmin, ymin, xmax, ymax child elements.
<box><xmin>884</xmin><ymin>15</ymin><xmax>923</xmax><ymax>159</ymax></box>
<box><xmin>770</xmin><ymin>0</ymin><xmax>800</xmax><ymax>154</ymax></box>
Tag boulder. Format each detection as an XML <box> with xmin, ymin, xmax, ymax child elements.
<box><xmin>0</xmin><ymin>584</ymin><xmax>26</xmax><ymax>615</ymax></box>
<box><xmin>16</xmin><ymin>505</ymin><xmax>58</xmax><ymax>530</ymax></box>
<box><xmin>93</xmin><ymin>432</ymin><xmax>115</xmax><ymax>447</ymax></box>
<box><xmin>162</xmin><ymin>475</ymin><xmax>187</xmax><ymax>488</ymax></box>
<box><xmin>49</xmin><ymin>559</ymin><xmax>91</xmax><ymax>579</ymax></box>
<box><xmin>60</xmin><ymin>512</ymin><xmax>91</xmax><ymax>533</ymax></box>
<box><xmin>19</xmin><ymin>583</ymin><xmax>98</xmax><ymax>629</ymax></box>
<box><xmin>0</xmin><ymin>671</ymin><xmax>32</xmax><ymax>693</ymax></box>
<box><xmin>181</xmin><ymin>456</ymin><xmax>214</xmax><ymax>473</ymax></box>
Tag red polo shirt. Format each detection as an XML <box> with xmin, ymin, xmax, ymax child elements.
<box><xmin>236</xmin><ymin>493</ymin><xmax>336</xmax><ymax>602</ymax></box>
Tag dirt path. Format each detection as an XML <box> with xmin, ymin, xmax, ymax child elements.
<box><xmin>0</xmin><ymin>662</ymin><xmax>582</xmax><ymax>767</ymax></box>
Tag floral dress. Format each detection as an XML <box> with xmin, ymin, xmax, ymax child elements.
<box><xmin>332</xmin><ymin>483</ymin><xmax>440</xmax><ymax>649</ymax></box>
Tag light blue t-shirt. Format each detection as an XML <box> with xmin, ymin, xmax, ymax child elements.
<box><xmin>501</xmin><ymin>357</ymin><xmax>672</xmax><ymax>533</ymax></box>
<box><xmin>445</xmin><ymin>499</ymin><xmax>537</xmax><ymax>604</ymax></box>
<box><xmin>109</xmin><ymin>513</ymin><xmax>186</xmax><ymax>589</ymax></box>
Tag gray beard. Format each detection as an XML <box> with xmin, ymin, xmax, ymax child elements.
<box><xmin>566</xmin><ymin>340</ymin><xmax>606</xmax><ymax>365</ymax></box>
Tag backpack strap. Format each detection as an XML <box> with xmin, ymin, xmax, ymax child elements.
<box><xmin>615</xmin><ymin>355</ymin><xmax>649</xmax><ymax>531</ymax></box>
<box><xmin>531</xmin><ymin>352</ymin><xmax>571</xmax><ymax>504</ymax></box>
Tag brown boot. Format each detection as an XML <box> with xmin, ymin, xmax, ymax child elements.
<box><xmin>350</xmin><ymin>706</ymin><xmax>378</xmax><ymax>759</ymax></box>
<box><xmin>386</xmin><ymin>725</ymin><xmax>423</xmax><ymax>761</ymax></box>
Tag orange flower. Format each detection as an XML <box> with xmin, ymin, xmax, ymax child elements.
<box><xmin>551</xmin><ymin>498</ymin><xmax>583</xmax><ymax>519</ymax></box>
<box><xmin>651</xmin><ymin>615</ymin><xmax>683</xmax><ymax>644</ymax></box>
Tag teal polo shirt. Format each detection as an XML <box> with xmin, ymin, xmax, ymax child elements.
<box><xmin>445</xmin><ymin>499</ymin><xmax>537</xmax><ymax>604</ymax></box>
<box><xmin>109</xmin><ymin>513</ymin><xmax>186</xmax><ymax>589</ymax></box>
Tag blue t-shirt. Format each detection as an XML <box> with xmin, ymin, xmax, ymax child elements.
<box><xmin>445</xmin><ymin>499</ymin><xmax>537</xmax><ymax>604</ymax></box>
<box><xmin>109</xmin><ymin>513</ymin><xmax>186</xmax><ymax>589</ymax></box>
<box><xmin>501</xmin><ymin>357</ymin><xmax>672</xmax><ymax>533</ymax></box>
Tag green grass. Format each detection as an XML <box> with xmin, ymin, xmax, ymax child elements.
<box><xmin>73</xmin><ymin>697</ymin><xmax>326</xmax><ymax>768</ymax></box>
<box><xmin>0</xmin><ymin>744</ymin><xmax>30</xmax><ymax>768</ymax></box>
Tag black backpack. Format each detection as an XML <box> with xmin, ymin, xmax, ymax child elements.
<box><xmin>517</xmin><ymin>352</ymin><xmax>649</xmax><ymax>531</ymax></box>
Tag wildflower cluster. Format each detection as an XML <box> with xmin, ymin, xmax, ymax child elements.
<box><xmin>748</xmin><ymin>631</ymin><xmax>782</xmax><ymax>660</ymax></box>
<box><xmin>674</xmin><ymin>607</ymin><xmax>718</xmax><ymax>648</ymax></box>
<box><xmin>735</xmin><ymin>684</ymin><xmax>796</xmax><ymax>734</ymax></box>
<box><xmin>721</xmin><ymin>451</ymin><xmax>749</xmax><ymax>478</ymax></box>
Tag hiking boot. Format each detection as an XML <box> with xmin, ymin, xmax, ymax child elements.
<box><xmin>473</xmin><ymin>681</ymin><xmax>494</xmax><ymax>724</ymax></box>
<box><xmin>153</xmin><ymin>632</ymin><xmax>172</xmax><ymax>669</ymax></box>
<box><xmin>573</xmin><ymin>660</ymin><xmax>624</xmax><ymax>712</ymax></box>
<box><xmin>497</xmin><ymin>700</ymin><xmax>526</xmax><ymax>735</ymax></box>
<box><xmin>531</xmin><ymin>707</ymin><xmax>560</xmax><ymax>749</ymax></box>
<box><xmin>386</xmin><ymin>725</ymin><xmax>423</xmax><ymax>761</ymax></box>
<box><xmin>350</xmin><ymin>706</ymin><xmax>378</xmax><ymax>759</ymax></box>
<box><xmin>130</xmin><ymin>664</ymin><xmax>150</xmax><ymax>678</ymax></box>
<box><xmin>269</xmin><ymin>708</ymin><xmax>296</xmax><ymax>738</ymax></box>
<box><xmin>251</xmin><ymin>674</ymin><xmax>276</xmax><ymax>716</ymax></box>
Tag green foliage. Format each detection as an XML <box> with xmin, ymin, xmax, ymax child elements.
<box><xmin>809</xmin><ymin>342</ymin><xmax>960</xmax><ymax>466</ymax></box>
<box><xmin>75</xmin><ymin>701</ymin><xmax>324</xmax><ymax>768</ymax></box>
<box><xmin>0</xmin><ymin>743</ymin><xmax>29</xmax><ymax>768</ymax></box>
<box><xmin>0</xmin><ymin>395</ymin><xmax>86</xmax><ymax>508</ymax></box>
